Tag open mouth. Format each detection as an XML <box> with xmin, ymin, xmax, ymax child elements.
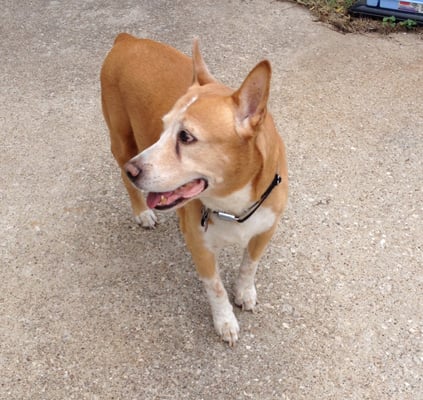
<box><xmin>146</xmin><ymin>178</ymin><xmax>208</xmax><ymax>210</ymax></box>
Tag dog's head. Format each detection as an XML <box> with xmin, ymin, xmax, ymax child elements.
<box><xmin>125</xmin><ymin>40</ymin><xmax>272</xmax><ymax>211</ymax></box>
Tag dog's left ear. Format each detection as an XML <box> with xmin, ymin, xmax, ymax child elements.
<box><xmin>192</xmin><ymin>39</ymin><xmax>216</xmax><ymax>86</ymax></box>
<box><xmin>232</xmin><ymin>60</ymin><xmax>271</xmax><ymax>137</ymax></box>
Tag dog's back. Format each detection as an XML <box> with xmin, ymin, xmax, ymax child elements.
<box><xmin>101</xmin><ymin>34</ymin><xmax>193</xmax><ymax>155</ymax></box>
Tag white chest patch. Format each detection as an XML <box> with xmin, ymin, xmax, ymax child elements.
<box><xmin>200</xmin><ymin>183</ymin><xmax>277</xmax><ymax>250</ymax></box>
<box><xmin>201</xmin><ymin>183</ymin><xmax>253</xmax><ymax>217</ymax></box>
<box><xmin>204</xmin><ymin>206</ymin><xmax>276</xmax><ymax>251</ymax></box>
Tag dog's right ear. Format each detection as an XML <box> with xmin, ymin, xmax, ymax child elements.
<box><xmin>192</xmin><ymin>39</ymin><xmax>216</xmax><ymax>86</ymax></box>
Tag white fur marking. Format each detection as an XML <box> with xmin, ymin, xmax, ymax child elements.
<box><xmin>202</xmin><ymin>183</ymin><xmax>276</xmax><ymax>251</ymax></box>
<box><xmin>135</xmin><ymin>209</ymin><xmax>157</xmax><ymax>228</ymax></box>
<box><xmin>202</xmin><ymin>276</ymin><xmax>239</xmax><ymax>345</ymax></box>
<box><xmin>204</xmin><ymin>205</ymin><xmax>276</xmax><ymax>251</ymax></box>
<box><xmin>162</xmin><ymin>95</ymin><xmax>198</xmax><ymax>128</ymax></box>
<box><xmin>180</xmin><ymin>95</ymin><xmax>198</xmax><ymax>115</ymax></box>
<box><xmin>202</xmin><ymin>183</ymin><xmax>253</xmax><ymax>217</ymax></box>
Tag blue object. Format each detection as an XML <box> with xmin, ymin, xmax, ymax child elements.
<box><xmin>349</xmin><ymin>0</ymin><xmax>423</xmax><ymax>23</ymax></box>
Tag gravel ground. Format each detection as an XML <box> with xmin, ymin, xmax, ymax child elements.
<box><xmin>1</xmin><ymin>1</ymin><xmax>422</xmax><ymax>399</ymax></box>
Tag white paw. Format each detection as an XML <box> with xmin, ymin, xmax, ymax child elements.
<box><xmin>213</xmin><ymin>310</ymin><xmax>240</xmax><ymax>346</ymax></box>
<box><xmin>234</xmin><ymin>284</ymin><xmax>257</xmax><ymax>311</ymax></box>
<box><xmin>134</xmin><ymin>209</ymin><xmax>157</xmax><ymax>228</ymax></box>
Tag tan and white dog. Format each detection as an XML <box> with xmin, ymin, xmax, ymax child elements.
<box><xmin>101</xmin><ymin>33</ymin><xmax>288</xmax><ymax>345</ymax></box>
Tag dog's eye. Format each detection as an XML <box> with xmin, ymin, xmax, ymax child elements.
<box><xmin>178</xmin><ymin>130</ymin><xmax>196</xmax><ymax>144</ymax></box>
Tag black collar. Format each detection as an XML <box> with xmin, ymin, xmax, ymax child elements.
<box><xmin>200</xmin><ymin>173</ymin><xmax>282</xmax><ymax>230</ymax></box>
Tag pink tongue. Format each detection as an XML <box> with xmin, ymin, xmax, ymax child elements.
<box><xmin>147</xmin><ymin>179</ymin><xmax>205</xmax><ymax>209</ymax></box>
<box><xmin>146</xmin><ymin>192</ymin><xmax>164</xmax><ymax>209</ymax></box>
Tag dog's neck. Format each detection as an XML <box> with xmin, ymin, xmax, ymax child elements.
<box><xmin>200</xmin><ymin>172</ymin><xmax>281</xmax><ymax>229</ymax></box>
<box><xmin>200</xmin><ymin>182</ymin><xmax>255</xmax><ymax>217</ymax></box>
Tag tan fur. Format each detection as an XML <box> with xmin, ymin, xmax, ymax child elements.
<box><xmin>101</xmin><ymin>34</ymin><xmax>288</xmax><ymax>345</ymax></box>
<box><xmin>101</xmin><ymin>34</ymin><xmax>193</xmax><ymax>216</ymax></box>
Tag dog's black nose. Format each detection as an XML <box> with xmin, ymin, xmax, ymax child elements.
<box><xmin>125</xmin><ymin>162</ymin><xmax>141</xmax><ymax>181</ymax></box>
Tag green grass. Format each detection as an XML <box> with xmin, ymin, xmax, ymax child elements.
<box><xmin>285</xmin><ymin>0</ymin><xmax>423</xmax><ymax>33</ymax></box>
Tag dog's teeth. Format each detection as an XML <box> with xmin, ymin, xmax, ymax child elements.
<box><xmin>160</xmin><ymin>195</ymin><xmax>166</xmax><ymax>204</ymax></box>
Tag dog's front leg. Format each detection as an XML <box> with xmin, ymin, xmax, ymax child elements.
<box><xmin>121</xmin><ymin>170</ymin><xmax>157</xmax><ymax>228</ymax></box>
<box><xmin>234</xmin><ymin>226</ymin><xmax>276</xmax><ymax>311</ymax></box>
<box><xmin>201</xmin><ymin>270</ymin><xmax>240</xmax><ymax>346</ymax></box>
<box><xmin>180</xmin><ymin>209</ymin><xmax>239</xmax><ymax>345</ymax></box>
<box><xmin>234</xmin><ymin>250</ymin><xmax>258</xmax><ymax>311</ymax></box>
<box><xmin>193</xmin><ymin>247</ymin><xmax>239</xmax><ymax>345</ymax></box>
